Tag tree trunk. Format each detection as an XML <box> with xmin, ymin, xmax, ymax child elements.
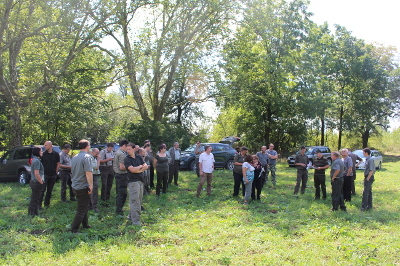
<box><xmin>320</xmin><ymin>116</ymin><xmax>325</xmax><ymax>146</ymax></box>
<box><xmin>361</xmin><ymin>130</ymin><xmax>369</xmax><ymax>148</ymax></box>
<box><xmin>337</xmin><ymin>105</ymin><xmax>344</xmax><ymax>150</ymax></box>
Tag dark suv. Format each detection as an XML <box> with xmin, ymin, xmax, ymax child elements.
<box><xmin>180</xmin><ymin>143</ymin><xmax>237</xmax><ymax>171</ymax></box>
<box><xmin>287</xmin><ymin>146</ymin><xmax>332</xmax><ymax>167</ymax></box>
<box><xmin>0</xmin><ymin>145</ymin><xmax>61</xmax><ymax>184</ymax></box>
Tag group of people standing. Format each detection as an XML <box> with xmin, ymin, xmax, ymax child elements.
<box><xmin>27</xmin><ymin>139</ymin><xmax>188</xmax><ymax>232</ymax></box>
<box><xmin>232</xmin><ymin>144</ymin><xmax>278</xmax><ymax>204</ymax></box>
<box><xmin>27</xmin><ymin>140</ymin><xmax>377</xmax><ymax>232</ymax></box>
<box><xmin>294</xmin><ymin>146</ymin><xmax>376</xmax><ymax>211</ymax></box>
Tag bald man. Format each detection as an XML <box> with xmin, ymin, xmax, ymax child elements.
<box><xmin>39</xmin><ymin>141</ymin><xmax>60</xmax><ymax>209</ymax></box>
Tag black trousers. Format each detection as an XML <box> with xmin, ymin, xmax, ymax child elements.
<box><xmin>115</xmin><ymin>173</ymin><xmax>128</xmax><ymax>214</ymax></box>
<box><xmin>251</xmin><ymin>177</ymin><xmax>265</xmax><ymax>200</ymax></box>
<box><xmin>314</xmin><ymin>174</ymin><xmax>326</xmax><ymax>199</ymax></box>
<box><xmin>71</xmin><ymin>188</ymin><xmax>90</xmax><ymax>232</ymax></box>
<box><xmin>156</xmin><ymin>170</ymin><xmax>169</xmax><ymax>196</ymax></box>
<box><xmin>233</xmin><ymin>172</ymin><xmax>245</xmax><ymax>197</ymax></box>
<box><xmin>342</xmin><ymin>175</ymin><xmax>352</xmax><ymax>201</ymax></box>
<box><xmin>149</xmin><ymin>164</ymin><xmax>155</xmax><ymax>189</ymax></box>
<box><xmin>331</xmin><ymin>177</ymin><xmax>346</xmax><ymax>210</ymax></box>
<box><xmin>28</xmin><ymin>180</ymin><xmax>43</xmax><ymax>216</ymax></box>
<box><xmin>100</xmin><ymin>166</ymin><xmax>114</xmax><ymax>201</ymax></box>
<box><xmin>168</xmin><ymin>160</ymin><xmax>180</xmax><ymax>185</ymax></box>
<box><xmin>60</xmin><ymin>171</ymin><xmax>74</xmax><ymax>201</ymax></box>
<box><xmin>39</xmin><ymin>175</ymin><xmax>57</xmax><ymax>207</ymax></box>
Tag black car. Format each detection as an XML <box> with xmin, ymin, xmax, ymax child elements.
<box><xmin>179</xmin><ymin>143</ymin><xmax>237</xmax><ymax>171</ymax></box>
<box><xmin>0</xmin><ymin>145</ymin><xmax>61</xmax><ymax>184</ymax></box>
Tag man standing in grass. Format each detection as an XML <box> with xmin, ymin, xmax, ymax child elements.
<box><xmin>124</xmin><ymin>143</ymin><xmax>148</xmax><ymax>226</ymax></box>
<box><xmin>294</xmin><ymin>146</ymin><xmax>308</xmax><ymax>196</ymax></box>
<box><xmin>330</xmin><ymin>151</ymin><xmax>346</xmax><ymax>211</ymax></box>
<box><xmin>59</xmin><ymin>144</ymin><xmax>75</xmax><ymax>203</ymax></box>
<box><xmin>362</xmin><ymin>148</ymin><xmax>375</xmax><ymax>211</ymax></box>
<box><xmin>348</xmin><ymin>148</ymin><xmax>362</xmax><ymax>196</ymax></box>
<box><xmin>312</xmin><ymin>149</ymin><xmax>329</xmax><ymax>200</ymax></box>
<box><xmin>39</xmin><ymin>141</ymin><xmax>60</xmax><ymax>208</ymax></box>
<box><xmin>196</xmin><ymin>145</ymin><xmax>214</xmax><ymax>197</ymax></box>
<box><xmin>233</xmin><ymin>147</ymin><xmax>248</xmax><ymax>197</ymax></box>
<box><xmin>266</xmin><ymin>143</ymin><xmax>278</xmax><ymax>188</ymax></box>
<box><xmin>341</xmin><ymin>149</ymin><xmax>353</xmax><ymax>202</ymax></box>
<box><xmin>70</xmin><ymin>139</ymin><xmax>93</xmax><ymax>233</ymax></box>
<box><xmin>114</xmin><ymin>139</ymin><xmax>129</xmax><ymax>216</ymax></box>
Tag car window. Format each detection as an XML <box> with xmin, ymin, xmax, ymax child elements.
<box><xmin>326</xmin><ymin>148</ymin><xmax>331</xmax><ymax>153</ymax></box>
<box><xmin>13</xmin><ymin>149</ymin><xmax>31</xmax><ymax>160</ymax></box>
<box><xmin>2</xmin><ymin>150</ymin><xmax>13</xmax><ymax>161</ymax></box>
<box><xmin>213</xmin><ymin>145</ymin><xmax>224</xmax><ymax>152</ymax></box>
<box><xmin>319</xmin><ymin>148</ymin><xmax>326</xmax><ymax>153</ymax></box>
<box><xmin>353</xmin><ymin>150</ymin><xmax>364</xmax><ymax>158</ymax></box>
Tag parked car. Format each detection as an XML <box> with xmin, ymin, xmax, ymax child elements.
<box><xmin>287</xmin><ymin>146</ymin><xmax>332</xmax><ymax>167</ymax></box>
<box><xmin>180</xmin><ymin>143</ymin><xmax>237</xmax><ymax>171</ymax></box>
<box><xmin>0</xmin><ymin>145</ymin><xmax>61</xmax><ymax>184</ymax></box>
<box><xmin>91</xmin><ymin>143</ymin><xmax>120</xmax><ymax>152</ymax></box>
<box><xmin>353</xmin><ymin>149</ymin><xmax>383</xmax><ymax>170</ymax></box>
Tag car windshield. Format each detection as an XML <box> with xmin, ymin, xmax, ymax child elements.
<box><xmin>184</xmin><ymin>145</ymin><xmax>196</xmax><ymax>153</ymax></box>
<box><xmin>353</xmin><ymin>150</ymin><xmax>365</xmax><ymax>158</ymax></box>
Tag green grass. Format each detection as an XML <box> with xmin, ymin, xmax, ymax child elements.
<box><xmin>1</xmin><ymin>156</ymin><xmax>400</xmax><ymax>265</ymax></box>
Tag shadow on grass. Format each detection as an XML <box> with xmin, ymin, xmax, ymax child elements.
<box><xmin>0</xmin><ymin>162</ymin><xmax>399</xmax><ymax>258</ymax></box>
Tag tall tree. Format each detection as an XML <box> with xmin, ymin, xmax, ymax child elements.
<box><xmin>100</xmin><ymin>0</ymin><xmax>234</xmax><ymax>121</ymax></box>
<box><xmin>218</xmin><ymin>0</ymin><xmax>312</xmax><ymax>151</ymax></box>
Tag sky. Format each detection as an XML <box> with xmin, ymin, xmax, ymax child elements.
<box><xmin>307</xmin><ymin>0</ymin><xmax>400</xmax><ymax>130</ymax></box>
<box><xmin>308</xmin><ymin>0</ymin><xmax>400</xmax><ymax>51</ymax></box>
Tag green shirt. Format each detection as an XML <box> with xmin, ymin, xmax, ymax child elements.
<box><xmin>30</xmin><ymin>156</ymin><xmax>44</xmax><ymax>182</ymax></box>
<box><xmin>113</xmin><ymin>149</ymin><xmax>127</xmax><ymax>174</ymax></box>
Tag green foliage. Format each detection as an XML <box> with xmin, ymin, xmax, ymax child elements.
<box><xmin>124</xmin><ymin>120</ymin><xmax>194</xmax><ymax>149</ymax></box>
<box><xmin>1</xmin><ymin>156</ymin><xmax>400</xmax><ymax>264</ymax></box>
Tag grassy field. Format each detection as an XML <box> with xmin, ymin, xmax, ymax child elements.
<box><xmin>1</xmin><ymin>156</ymin><xmax>399</xmax><ymax>266</ymax></box>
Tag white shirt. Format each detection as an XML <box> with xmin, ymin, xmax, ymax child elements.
<box><xmin>199</xmin><ymin>152</ymin><xmax>215</xmax><ymax>173</ymax></box>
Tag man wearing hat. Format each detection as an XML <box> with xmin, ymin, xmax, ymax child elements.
<box><xmin>312</xmin><ymin>149</ymin><xmax>329</xmax><ymax>200</ymax></box>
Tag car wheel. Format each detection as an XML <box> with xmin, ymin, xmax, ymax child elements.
<box><xmin>225</xmin><ymin>159</ymin><xmax>234</xmax><ymax>170</ymax></box>
<box><xmin>189</xmin><ymin>160</ymin><xmax>196</xmax><ymax>172</ymax></box>
<box><xmin>377</xmin><ymin>162</ymin><xmax>382</xmax><ymax>170</ymax></box>
<box><xmin>19</xmin><ymin>170</ymin><xmax>29</xmax><ymax>184</ymax></box>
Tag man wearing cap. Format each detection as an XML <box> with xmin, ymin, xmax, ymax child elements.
<box><xmin>294</xmin><ymin>146</ymin><xmax>308</xmax><ymax>196</ymax></box>
<box><xmin>312</xmin><ymin>149</ymin><xmax>329</xmax><ymax>200</ymax></box>
<box><xmin>330</xmin><ymin>151</ymin><xmax>346</xmax><ymax>211</ymax></box>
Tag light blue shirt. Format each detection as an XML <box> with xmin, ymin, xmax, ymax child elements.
<box><xmin>174</xmin><ymin>149</ymin><xmax>180</xmax><ymax>160</ymax></box>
